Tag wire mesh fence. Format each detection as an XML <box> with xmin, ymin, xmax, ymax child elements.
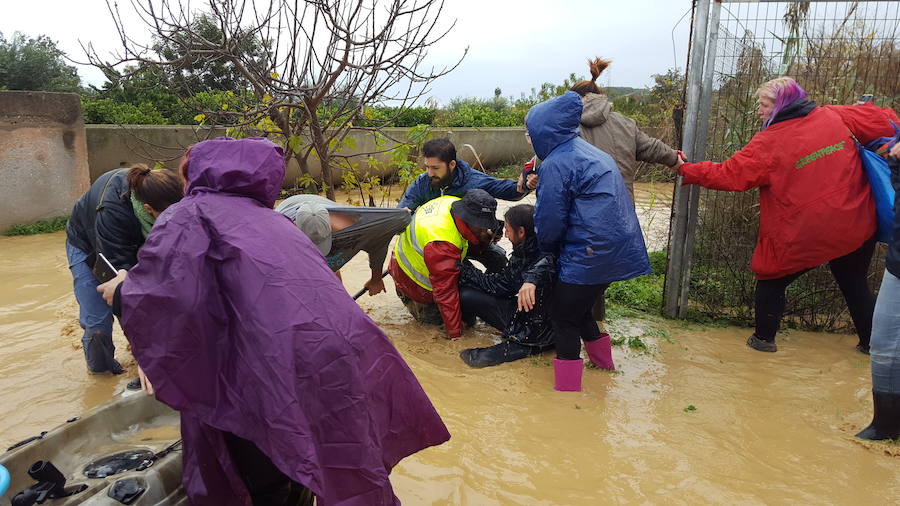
<box><xmin>678</xmin><ymin>0</ymin><xmax>899</xmax><ymax>331</ymax></box>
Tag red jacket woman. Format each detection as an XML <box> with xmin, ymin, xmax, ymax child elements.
<box><xmin>675</xmin><ymin>77</ymin><xmax>898</xmax><ymax>353</ymax></box>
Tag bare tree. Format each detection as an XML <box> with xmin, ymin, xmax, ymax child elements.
<box><xmin>84</xmin><ymin>0</ymin><xmax>465</xmax><ymax>199</ymax></box>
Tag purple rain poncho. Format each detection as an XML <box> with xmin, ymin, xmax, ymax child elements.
<box><xmin>120</xmin><ymin>138</ymin><xmax>450</xmax><ymax>505</ymax></box>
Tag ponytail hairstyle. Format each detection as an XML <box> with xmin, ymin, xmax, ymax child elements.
<box><xmin>570</xmin><ymin>57</ymin><xmax>611</xmax><ymax>97</ymax></box>
<box><xmin>504</xmin><ymin>204</ymin><xmax>535</xmax><ymax>239</ymax></box>
<box><xmin>127</xmin><ymin>164</ymin><xmax>184</xmax><ymax>213</ymax></box>
<box><xmin>755</xmin><ymin>76</ymin><xmax>808</xmax><ymax>128</ymax></box>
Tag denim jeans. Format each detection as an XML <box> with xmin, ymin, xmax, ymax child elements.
<box><xmin>871</xmin><ymin>270</ymin><xmax>900</xmax><ymax>394</ymax></box>
<box><xmin>66</xmin><ymin>241</ymin><xmax>121</xmax><ymax>374</ymax></box>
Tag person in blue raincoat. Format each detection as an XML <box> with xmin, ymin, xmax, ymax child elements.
<box><xmin>527</xmin><ymin>91</ymin><xmax>651</xmax><ymax>392</ymax></box>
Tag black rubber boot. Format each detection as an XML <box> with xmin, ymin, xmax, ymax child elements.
<box><xmin>459</xmin><ymin>341</ymin><xmax>541</xmax><ymax>368</ymax></box>
<box><xmin>746</xmin><ymin>334</ymin><xmax>777</xmax><ymax>353</ymax></box>
<box><xmin>84</xmin><ymin>330</ymin><xmax>124</xmax><ymax>374</ymax></box>
<box><xmin>856</xmin><ymin>391</ymin><xmax>900</xmax><ymax>441</ymax></box>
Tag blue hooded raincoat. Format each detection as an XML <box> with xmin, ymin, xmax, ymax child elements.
<box><xmin>120</xmin><ymin>138</ymin><xmax>450</xmax><ymax>505</ymax></box>
<box><xmin>527</xmin><ymin>91</ymin><xmax>650</xmax><ymax>285</ymax></box>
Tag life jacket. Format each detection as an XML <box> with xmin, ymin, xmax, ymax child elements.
<box><xmin>394</xmin><ymin>195</ymin><xmax>469</xmax><ymax>290</ymax></box>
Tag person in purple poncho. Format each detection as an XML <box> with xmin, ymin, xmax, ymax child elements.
<box><xmin>97</xmin><ymin>137</ymin><xmax>450</xmax><ymax>506</ymax></box>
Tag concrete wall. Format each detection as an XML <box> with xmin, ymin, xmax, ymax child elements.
<box><xmin>84</xmin><ymin>125</ymin><xmax>537</xmax><ymax>187</ymax></box>
<box><xmin>83</xmin><ymin>124</ymin><xmax>670</xmax><ymax>188</ymax></box>
<box><xmin>0</xmin><ymin>91</ymin><xmax>90</xmax><ymax>231</ymax></box>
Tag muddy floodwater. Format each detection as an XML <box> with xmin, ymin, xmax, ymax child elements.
<box><xmin>2</xmin><ymin>182</ymin><xmax>899</xmax><ymax>504</ymax></box>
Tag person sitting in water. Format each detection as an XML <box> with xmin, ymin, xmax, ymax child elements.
<box><xmin>458</xmin><ymin>204</ymin><xmax>556</xmax><ymax>367</ymax></box>
<box><xmin>275</xmin><ymin>194</ymin><xmax>411</xmax><ymax>296</ymax></box>
<box><xmin>389</xmin><ymin>189</ymin><xmax>499</xmax><ymax>339</ymax></box>
<box><xmin>97</xmin><ymin>137</ymin><xmax>450</xmax><ymax>505</ymax></box>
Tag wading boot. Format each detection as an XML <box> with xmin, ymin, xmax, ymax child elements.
<box><xmin>459</xmin><ymin>341</ymin><xmax>539</xmax><ymax>368</ymax></box>
<box><xmin>84</xmin><ymin>330</ymin><xmax>124</xmax><ymax>374</ymax></box>
<box><xmin>553</xmin><ymin>358</ymin><xmax>583</xmax><ymax>392</ymax></box>
<box><xmin>583</xmin><ymin>333</ymin><xmax>615</xmax><ymax>370</ymax></box>
<box><xmin>856</xmin><ymin>391</ymin><xmax>900</xmax><ymax>441</ymax></box>
<box><xmin>746</xmin><ymin>334</ymin><xmax>777</xmax><ymax>353</ymax></box>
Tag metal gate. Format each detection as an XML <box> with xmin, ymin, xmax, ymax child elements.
<box><xmin>665</xmin><ymin>0</ymin><xmax>900</xmax><ymax>331</ymax></box>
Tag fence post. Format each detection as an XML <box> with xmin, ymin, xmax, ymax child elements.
<box><xmin>664</xmin><ymin>0</ymin><xmax>712</xmax><ymax>318</ymax></box>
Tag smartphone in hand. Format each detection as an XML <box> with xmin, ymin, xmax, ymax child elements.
<box><xmin>92</xmin><ymin>253</ymin><xmax>119</xmax><ymax>283</ymax></box>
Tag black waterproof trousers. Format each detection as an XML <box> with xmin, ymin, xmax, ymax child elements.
<box><xmin>754</xmin><ymin>236</ymin><xmax>876</xmax><ymax>346</ymax></box>
<box><xmin>224</xmin><ymin>432</ymin><xmax>315</xmax><ymax>506</ymax></box>
<box><xmin>552</xmin><ymin>281</ymin><xmax>609</xmax><ymax>360</ymax></box>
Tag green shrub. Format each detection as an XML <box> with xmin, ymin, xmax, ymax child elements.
<box><xmin>81</xmin><ymin>97</ymin><xmax>168</xmax><ymax>125</ymax></box>
<box><xmin>649</xmin><ymin>249</ymin><xmax>667</xmax><ymax>276</ymax></box>
<box><xmin>359</xmin><ymin>107</ymin><xmax>437</xmax><ymax>127</ymax></box>
<box><xmin>5</xmin><ymin>216</ymin><xmax>68</xmax><ymax>236</ymax></box>
<box><xmin>606</xmin><ymin>273</ymin><xmax>664</xmax><ymax>312</ymax></box>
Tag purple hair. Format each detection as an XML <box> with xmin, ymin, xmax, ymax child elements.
<box><xmin>758</xmin><ymin>77</ymin><xmax>808</xmax><ymax>128</ymax></box>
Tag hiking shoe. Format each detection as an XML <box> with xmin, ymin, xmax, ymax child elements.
<box><xmin>856</xmin><ymin>344</ymin><xmax>870</xmax><ymax>355</ymax></box>
<box><xmin>126</xmin><ymin>378</ymin><xmax>142</xmax><ymax>391</ymax></box>
<box><xmin>746</xmin><ymin>334</ymin><xmax>777</xmax><ymax>352</ymax></box>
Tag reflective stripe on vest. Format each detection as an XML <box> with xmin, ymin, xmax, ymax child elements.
<box><xmin>394</xmin><ymin>195</ymin><xmax>469</xmax><ymax>291</ymax></box>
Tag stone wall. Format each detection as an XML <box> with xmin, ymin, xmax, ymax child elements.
<box><xmin>0</xmin><ymin>91</ymin><xmax>90</xmax><ymax>231</ymax></box>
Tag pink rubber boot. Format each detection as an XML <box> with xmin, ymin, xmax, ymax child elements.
<box><xmin>553</xmin><ymin>358</ymin><xmax>584</xmax><ymax>392</ymax></box>
<box><xmin>584</xmin><ymin>333</ymin><xmax>615</xmax><ymax>370</ymax></box>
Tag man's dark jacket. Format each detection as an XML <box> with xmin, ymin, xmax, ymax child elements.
<box><xmin>66</xmin><ymin>169</ymin><xmax>143</xmax><ymax>271</ymax></box>
<box><xmin>397</xmin><ymin>158</ymin><xmax>523</xmax><ymax>211</ymax></box>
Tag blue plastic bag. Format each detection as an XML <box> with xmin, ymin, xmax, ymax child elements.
<box><xmin>859</xmin><ymin>138</ymin><xmax>896</xmax><ymax>244</ymax></box>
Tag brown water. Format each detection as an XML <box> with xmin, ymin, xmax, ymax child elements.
<box><xmin>3</xmin><ymin>199</ymin><xmax>899</xmax><ymax>504</ymax></box>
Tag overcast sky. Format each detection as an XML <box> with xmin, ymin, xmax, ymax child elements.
<box><xmin>1</xmin><ymin>0</ymin><xmax>694</xmax><ymax>103</ymax></box>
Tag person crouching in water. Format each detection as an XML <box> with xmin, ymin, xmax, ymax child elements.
<box><xmin>389</xmin><ymin>189</ymin><xmax>499</xmax><ymax>339</ymax></box>
<box><xmin>97</xmin><ymin>137</ymin><xmax>450</xmax><ymax>505</ymax></box>
<box><xmin>457</xmin><ymin>204</ymin><xmax>556</xmax><ymax>367</ymax></box>
<box><xmin>527</xmin><ymin>91</ymin><xmax>651</xmax><ymax>392</ymax></box>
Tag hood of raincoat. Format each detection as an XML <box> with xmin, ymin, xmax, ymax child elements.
<box><xmin>120</xmin><ymin>137</ymin><xmax>450</xmax><ymax>505</ymax></box>
<box><xmin>527</xmin><ymin>92</ymin><xmax>651</xmax><ymax>285</ymax></box>
<box><xmin>579</xmin><ymin>93</ymin><xmax>612</xmax><ymax>128</ymax></box>
<box><xmin>185</xmin><ymin>137</ymin><xmax>285</xmax><ymax>208</ymax></box>
<box><xmin>526</xmin><ymin>91</ymin><xmax>583</xmax><ymax>160</ymax></box>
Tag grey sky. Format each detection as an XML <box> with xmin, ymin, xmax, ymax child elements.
<box><xmin>1</xmin><ymin>0</ymin><xmax>693</xmax><ymax>103</ymax></box>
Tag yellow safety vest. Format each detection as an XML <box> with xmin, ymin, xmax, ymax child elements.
<box><xmin>394</xmin><ymin>195</ymin><xmax>469</xmax><ymax>290</ymax></box>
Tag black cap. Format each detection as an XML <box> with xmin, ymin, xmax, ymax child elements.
<box><xmin>450</xmin><ymin>189</ymin><xmax>499</xmax><ymax>230</ymax></box>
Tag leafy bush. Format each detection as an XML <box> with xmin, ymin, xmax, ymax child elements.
<box><xmin>81</xmin><ymin>97</ymin><xmax>168</xmax><ymax>125</ymax></box>
<box><xmin>603</xmin><ymin>250</ymin><xmax>668</xmax><ymax>313</ymax></box>
<box><xmin>649</xmin><ymin>249</ymin><xmax>667</xmax><ymax>276</ymax></box>
<box><xmin>360</xmin><ymin>107</ymin><xmax>437</xmax><ymax>127</ymax></box>
<box><xmin>5</xmin><ymin>216</ymin><xmax>68</xmax><ymax>236</ymax></box>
